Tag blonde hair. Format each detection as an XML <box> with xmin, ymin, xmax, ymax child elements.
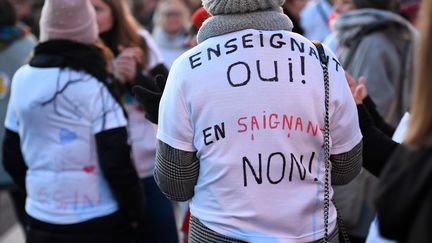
<box><xmin>404</xmin><ymin>0</ymin><xmax>432</xmax><ymax>147</ymax></box>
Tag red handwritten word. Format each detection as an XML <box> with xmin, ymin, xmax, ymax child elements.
<box><xmin>237</xmin><ymin>112</ymin><xmax>322</xmax><ymax>137</ymax></box>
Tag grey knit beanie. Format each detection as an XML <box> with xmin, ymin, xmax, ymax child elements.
<box><xmin>202</xmin><ymin>0</ymin><xmax>285</xmax><ymax>15</ymax></box>
<box><xmin>197</xmin><ymin>0</ymin><xmax>292</xmax><ymax>43</ymax></box>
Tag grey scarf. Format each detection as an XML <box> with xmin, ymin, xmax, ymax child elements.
<box><xmin>333</xmin><ymin>9</ymin><xmax>418</xmax><ymax>46</ymax></box>
<box><xmin>197</xmin><ymin>7</ymin><xmax>293</xmax><ymax>43</ymax></box>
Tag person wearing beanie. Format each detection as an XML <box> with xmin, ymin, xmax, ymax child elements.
<box><xmin>38</xmin><ymin>0</ymin><xmax>99</xmax><ymax>44</ymax></box>
<box><xmin>135</xmin><ymin>0</ymin><xmax>363</xmax><ymax>242</ymax></box>
<box><xmin>90</xmin><ymin>0</ymin><xmax>179</xmax><ymax>242</ymax></box>
<box><xmin>2</xmin><ymin>0</ymin><xmax>146</xmax><ymax>242</ymax></box>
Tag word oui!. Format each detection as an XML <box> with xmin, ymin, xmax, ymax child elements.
<box><xmin>226</xmin><ymin>57</ymin><xmax>307</xmax><ymax>87</ymax></box>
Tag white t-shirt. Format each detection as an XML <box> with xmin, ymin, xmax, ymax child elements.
<box><xmin>124</xmin><ymin>100</ymin><xmax>158</xmax><ymax>179</ymax></box>
<box><xmin>5</xmin><ymin>66</ymin><xmax>127</xmax><ymax>224</ymax></box>
<box><xmin>126</xmin><ymin>29</ymin><xmax>163</xmax><ymax>179</ymax></box>
<box><xmin>158</xmin><ymin>29</ymin><xmax>362</xmax><ymax>242</ymax></box>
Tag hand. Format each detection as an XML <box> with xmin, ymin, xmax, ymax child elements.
<box><xmin>346</xmin><ymin>72</ymin><xmax>367</xmax><ymax>105</ymax></box>
<box><xmin>132</xmin><ymin>74</ymin><xmax>166</xmax><ymax>124</ymax></box>
<box><xmin>113</xmin><ymin>46</ymin><xmax>143</xmax><ymax>83</ymax></box>
<box><xmin>118</xmin><ymin>45</ymin><xmax>143</xmax><ymax>64</ymax></box>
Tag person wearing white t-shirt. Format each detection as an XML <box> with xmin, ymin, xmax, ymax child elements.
<box><xmin>2</xmin><ymin>1</ymin><xmax>145</xmax><ymax>242</ymax></box>
<box><xmin>91</xmin><ymin>0</ymin><xmax>179</xmax><ymax>242</ymax></box>
<box><xmin>134</xmin><ymin>0</ymin><xmax>363</xmax><ymax>242</ymax></box>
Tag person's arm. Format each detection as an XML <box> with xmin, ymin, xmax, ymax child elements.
<box><xmin>2</xmin><ymin>129</ymin><xmax>27</xmax><ymax>191</ymax></box>
<box><xmin>330</xmin><ymin>141</ymin><xmax>362</xmax><ymax>185</ymax></box>
<box><xmin>346</xmin><ymin>74</ymin><xmax>399</xmax><ymax>176</ymax></box>
<box><xmin>95</xmin><ymin>127</ymin><xmax>145</xmax><ymax>225</ymax></box>
<box><xmin>133</xmin><ymin>64</ymin><xmax>169</xmax><ymax>124</ymax></box>
<box><xmin>154</xmin><ymin>140</ymin><xmax>199</xmax><ymax>201</ymax></box>
<box><xmin>319</xmin><ymin>46</ymin><xmax>363</xmax><ymax>186</ymax></box>
<box><xmin>152</xmin><ymin>55</ymin><xmax>197</xmax><ymax>201</ymax></box>
<box><xmin>132</xmin><ymin>29</ymin><xmax>170</xmax><ymax>123</ymax></box>
<box><xmin>3</xmin><ymin>92</ymin><xmax>27</xmax><ymax>192</ymax></box>
<box><xmin>363</xmin><ymin>96</ymin><xmax>395</xmax><ymax>137</ymax></box>
<box><xmin>357</xmin><ymin>104</ymin><xmax>399</xmax><ymax>177</ymax></box>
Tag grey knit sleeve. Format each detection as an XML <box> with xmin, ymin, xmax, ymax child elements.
<box><xmin>154</xmin><ymin>140</ymin><xmax>199</xmax><ymax>202</ymax></box>
<box><xmin>330</xmin><ymin>141</ymin><xmax>363</xmax><ymax>185</ymax></box>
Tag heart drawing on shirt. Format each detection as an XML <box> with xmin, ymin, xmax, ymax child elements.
<box><xmin>59</xmin><ymin>128</ymin><xmax>77</xmax><ymax>144</ymax></box>
<box><xmin>83</xmin><ymin>166</ymin><xmax>95</xmax><ymax>173</ymax></box>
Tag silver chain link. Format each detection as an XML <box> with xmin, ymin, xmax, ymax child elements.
<box><xmin>315</xmin><ymin>41</ymin><xmax>350</xmax><ymax>243</ymax></box>
<box><xmin>321</xmin><ymin>59</ymin><xmax>331</xmax><ymax>243</ymax></box>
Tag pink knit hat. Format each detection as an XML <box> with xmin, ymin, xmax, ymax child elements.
<box><xmin>39</xmin><ymin>0</ymin><xmax>98</xmax><ymax>44</ymax></box>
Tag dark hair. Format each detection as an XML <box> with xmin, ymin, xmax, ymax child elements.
<box><xmin>353</xmin><ymin>0</ymin><xmax>401</xmax><ymax>11</ymax></box>
<box><xmin>100</xmin><ymin>0</ymin><xmax>149</xmax><ymax>69</ymax></box>
<box><xmin>0</xmin><ymin>0</ymin><xmax>17</xmax><ymax>26</ymax></box>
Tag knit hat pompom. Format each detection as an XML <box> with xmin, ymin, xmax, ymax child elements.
<box><xmin>202</xmin><ymin>0</ymin><xmax>285</xmax><ymax>15</ymax></box>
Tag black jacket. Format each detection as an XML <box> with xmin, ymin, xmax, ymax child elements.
<box><xmin>375</xmin><ymin>145</ymin><xmax>432</xmax><ymax>243</ymax></box>
<box><xmin>357</xmin><ymin>96</ymin><xmax>398</xmax><ymax>176</ymax></box>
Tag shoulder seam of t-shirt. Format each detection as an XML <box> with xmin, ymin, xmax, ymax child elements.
<box><xmin>157</xmin><ymin>131</ymin><xmax>195</xmax><ymax>152</ymax></box>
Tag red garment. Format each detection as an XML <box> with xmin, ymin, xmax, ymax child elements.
<box><xmin>181</xmin><ymin>209</ymin><xmax>191</xmax><ymax>243</ymax></box>
<box><xmin>191</xmin><ymin>7</ymin><xmax>209</xmax><ymax>30</ymax></box>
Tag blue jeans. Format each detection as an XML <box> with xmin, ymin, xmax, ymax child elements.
<box><xmin>140</xmin><ymin>176</ymin><xmax>178</xmax><ymax>243</ymax></box>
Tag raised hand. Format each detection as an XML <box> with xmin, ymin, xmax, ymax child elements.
<box><xmin>132</xmin><ymin>74</ymin><xmax>167</xmax><ymax>124</ymax></box>
<box><xmin>346</xmin><ymin>72</ymin><xmax>367</xmax><ymax>105</ymax></box>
